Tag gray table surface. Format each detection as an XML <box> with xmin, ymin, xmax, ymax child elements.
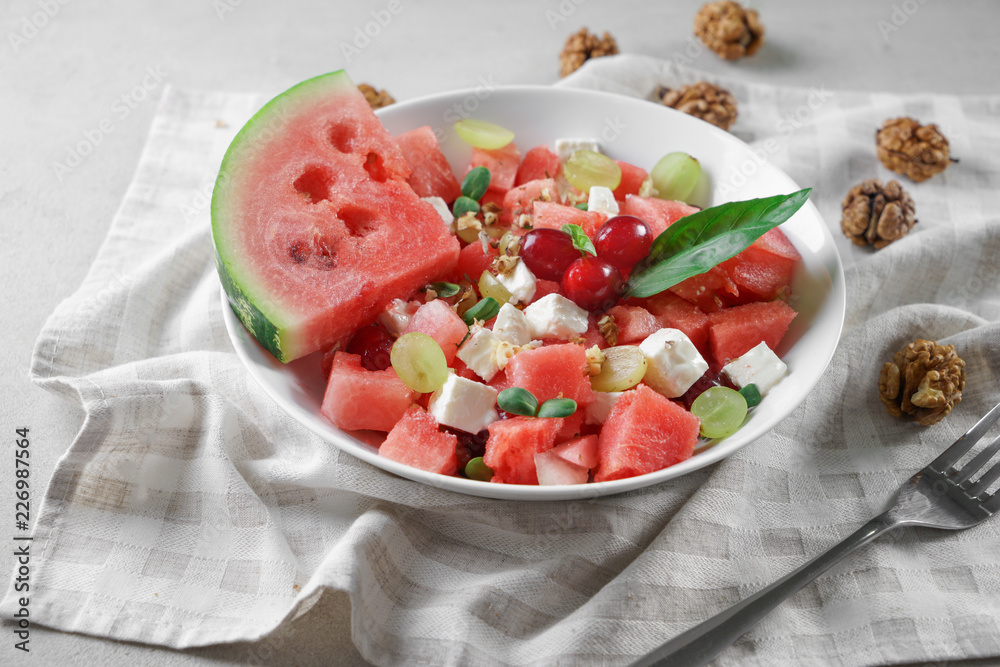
<box><xmin>3</xmin><ymin>1</ymin><xmax>999</xmax><ymax>665</ymax></box>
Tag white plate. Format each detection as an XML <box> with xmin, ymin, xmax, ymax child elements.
<box><xmin>220</xmin><ymin>85</ymin><xmax>846</xmax><ymax>501</ymax></box>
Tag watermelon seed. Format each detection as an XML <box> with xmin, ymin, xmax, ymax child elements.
<box><xmin>293</xmin><ymin>165</ymin><xmax>334</xmax><ymax>203</ymax></box>
<box><xmin>288</xmin><ymin>240</ymin><xmax>310</xmax><ymax>264</ymax></box>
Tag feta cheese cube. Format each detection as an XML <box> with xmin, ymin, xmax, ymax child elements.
<box><xmin>587</xmin><ymin>186</ymin><xmax>619</xmax><ymax>216</ymax></box>
<box><xmin>493</xmin><ymin>302</ymin><xmax>531</xmax><ymax>346</ymax></box>
<box><xmin>638</xmin><ymin>328</ymin><xmax>709</xmax><ymax>398</ymax></box>
<box><xmin>495</xmin><ymin>258</ymin><xmax>537</xmax><ymax>305</ymax></box>
<box><xmin>457</xmin><ymin>326</ymin><xmax>503</xmax><ymax>382</ymax></box>
<box><xmin>523</xmin><ymin>293</ymin><xmax>589</xmax><ymax>340</ymax></box>
<box><xmin>421</xmin><ymin>196</ymin><xmax>455</xmax><ymax>232</ymax></box>
<box><xmin>377</xmin><ymin>298</ymin><xmax>419</xmax><ymax>335</ymax></box>
<box><xmin>722</xmin><ymin>342</ymin><xmax>788</xmax><ymax>396</ymax></box>
<box><xmin>428</xmin><ymin>373</ymin><xmax>499</xmax><ymax>434</ymax></box>
<box><xmin>585</xmin><ymin>391</ymin><xmax>622</xmax><ymax>425</ymax></box>
<box><xmin>554</xmin><ymin>137</ymin><xmax>603</xmax><ymax>162</ymax></box>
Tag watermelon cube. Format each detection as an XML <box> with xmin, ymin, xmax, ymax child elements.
<box><xmin>395</xmin><ymin>126</ymin><xmax>462</xmax><ymax>202</ymax></box>
<box><xmin>534</xmin><ymin>450</ymin><xmax>589</xmax><ymax>485</ymax></box>
<box><xmin>607</xmin><ymin>305</ymin><xmax>660</xmax><ymax>345</ymax></box>
<box><xmin>379</xmin><ymin>405</ymin><xmax>459</xmax><ymax>475</ymax></box>
<box><xmin>502</xmin><ymin>178</ymin><xmax>557</xmax><ymax>225</ymax></box>
<box><xmin>526</xmin><ymin>278</ymin><xmax>562</xmax><ymax>305</ymax></box>
<box><xmin>556</xmin><ymin>409</ymin><xmax>586</xmax><ymax>442</ymax></box>
<box><xmin>485</xmin><ymin>416</ymin><xmax>564</xmax><ymax>484</ymax></box>
<box><xmin>452</xmin><ymin>241</ymin><xmax>498</xmax><ymax>284</ymax></box>
<box><xmin>321</xmin><ymin>352</ymin><xmax>418</xmax><ymax>432</ymax></box>
<box><xmin>612</xmin><ymin>160</ymin><xmax>648</xmax><ymax>201</ymax></box>
<box><xmin>468</xmin><ymin>142</ymin><xmax>521</xmax><ymax>194</ymax></box>
<box><xmin>620</xmin><ymin>195</ymin><xmax>699</xmax><ymax>237</ymax></box>
<box><xmin>708</xmin><ymin>300</ymin><xmax>797</xmax><ymax>367</ymax></box>
<box><xmin>516</xmin><ymin>145</ymin><xmax>562</xmax><ymax>185</ymax></box>
<box><xmin>722</xmin><ymin>228</ymin><xmax>802</xmax><ymax>301</ymax></box>
<box><xmin>668</xmin><ymin>266</ymin><xmax>739</xmax><ymax>313</ymax></box>
<box><xmin>594</xmin><ymin>384</ymin><xmax>700</xmax><ymax>482</ymax></box>
<box><xmin>531</xmin><ymin>201</ymin><xmax>607</xmax><ymax>239</ymax></box>
<box><xmin>403</xmin><ymin>299</ymin><xmax>468</xmax><ymax>364</ymax></box>
<box><xmin>504</xmin><ymin>343</ymin><xmax>595</xmax><ymax>406</ymax></box>
<box><xmin>551</xmin><ymin>434</ymin><xmax>599</xmax><ymax>470</ymax></box>
<box><xmin>638</xmin><ymin>291</ymin><xmax>711</xmax><ymax>352</ymax></box>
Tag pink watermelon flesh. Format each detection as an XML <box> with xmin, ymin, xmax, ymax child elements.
<box><xmin>612</xmin><ymin>161</ymin><xmax>648</xmax><ymax>201</ymax></box>
<box><xmin>395</xmin><ymin>126</ymin><xmax>462</xmax><ymax>202</ymax></box>
<box><xmin>708</xmin><ymin>300</ymin><xmax>797</xmax><ymax>367</ymax></box>
<box><xmin>452</xmin><ymin>241</ymin><xmax>498</xmax><ymax>284</ymax></box>
<box><xmin>722</xmin><ymin>229</ymin><xmax>802</xmax><ymax>301</ymax></box>
<box><xmin>527</xmin><ymin>279</ymin><xmax>562</xmax><ymax>305</ymax></box>
<box><xmin>502</xmin><ymin>178</ymin><xmax>558</xmax><ymax>225</ymax></box>
<box><xmin>638</xmin><ymin>292</ymin><xmax>711</xmax><ymax>352</ymax></box>
<box><xmin>552</xmin><ymin>434</ymin><xmax>599</xmax><ymax>470</ymax></box>
<box><xmin>579</xmin><ymin>314</ymin><xmax>610</xmax><ymax>350</ymax></box>
<box><xmin>607</xmin><ymin>305</ymin><xmax>661</xmax><ymax>345</ymax></box>
<box><xmin>321</xmin><ymin>352</ymin><xmax>418</xmax><ymax>432</ymax></box>
<box><xmin>468</xmin><ymin>142</ymin><xmax>520</xmax><ymax>194</ymax></box>
<box><xmin>504</xmin><ymin>343</ymin><xmax>595</xmax><ymax>407</ymax></box>
<box><xmin>379</xmin><ymin>405</ymin><xmax>458</xmax><ymax>475</ymax></box>
<box><xmin>403</xmin><ymin>299</ymin><xmax>467</xmax><ymax>364</ymax></box>
<box><xmin>620</xmin><ymin>195</ymin><xmax>699</xmax><ymax>237</ymax></box>
<box><xmin>668</xmin><ymin>266</ymin><xmax>740</xmax><ymax>313</ymax></box>
<box><xmin>516</xmin><ymin>145</ymin><xmax>562</xmax><ymax>185</ymax></box>
<box><xmin>485</xmin><ymin>416</ymin><xmax>564</xmax><ymax>484</ymax></box>
<box><xmin>212</xmin><ymin>70</ymin><xmax>459</xmax><ymax>362</ymax></box>
<box><xmin>594</xmin><ymin>384</ymin><xmax>700</xmax><ymax>482</ymax></box>
<box><xmin>556</xmin><ymin>409</ymin><xmax>586</xmax><ymax>442</ymax></box>
<box><xmin>531</xmin><ymin>201</ymin><xmax>607</xmax><ymax>239</ymax></box>
<box><xmin>534</xmin><ymin>451</ymin><xmax>589</xmax><ymax>485</ymax></box>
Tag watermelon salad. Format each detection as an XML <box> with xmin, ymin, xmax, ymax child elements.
<box><xmin>212</xmin><ymin>70</ymin><xmax>806</xmax><ymax>486</ymax></box>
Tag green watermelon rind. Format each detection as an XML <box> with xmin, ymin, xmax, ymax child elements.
<box><xmin>211</xmin><ymin>70</ymin><xmax>355</xmax><ymax>363</ymax></box>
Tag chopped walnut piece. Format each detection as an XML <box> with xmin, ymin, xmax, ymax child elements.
<box><xmin>598</xmin><ymin>314</ymin><xmax>619</xmax><ymax>347</ymax></box>
<box><xmin>492</xmin><ymin>254</ymin><xmax>519</xmax><ymax>277</ymax></box>
<box><xmin>516</xmin><ymin>213</ymin><xmax>534</xmax><ymax>229</ymax></box>
<box><xmin>357</xmin><ymin>83</ymin><xmax>395</xmax><ymax>109</ymax></box>
<box><xmin>694</xmin><ymin>1</ymin><xmax>765</xmax><ymax>60</ymax></box>
<box><xmin>559</xmin><ymin>27</ymin><xmax>619</xmax><ymax>77</ymax></box>
<box><xmin>876</xmin><ymin>117</ymin><xmax>953</xmax><ymax>182</ymax></box>
<box><xmin>452</xmin><ymin>283</ymin><xmax>477</xmax><ymax>318</ymax></box>
<box><xmin>841</xmin><ymin>178</ymin><xmax>916</xmax><ymax>249</ymax></box>
<box><xmin>481</xmin><ymin>201</ymin><xmax>502</xmax><ymax>227</ymax></box>
<box><xmin>656</xmin><ymin>81</ymin><xmax>738</xmax><ymax>131</ymax></box>
<box><xmin>585</xmin><ymin>345</ymin><xmax>606</xmax><ymax>377</ymax></box>
<box><xmin>878</xmin><ymin>339</ymin><xmax>965</xmax><ymax>426</ymax></box>
<box><xmin>456</xmin><ymin>212</ymin><xmax>482</xmax><ymax>233</ymax></box>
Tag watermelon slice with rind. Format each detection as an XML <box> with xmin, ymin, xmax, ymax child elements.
<box><xmin>212</xmin><ymin>70</ymin><xmax>459</xmax><ymax>362</ymax></box>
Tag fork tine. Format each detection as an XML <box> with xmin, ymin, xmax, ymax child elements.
<box><xmin>962</xmin><ymin>434</ymin><xmax>1000</xmax><ymax>495</ymax></box>
<box><xmin>930</xmin><ymin>400</ymin><xmax>1000</xmax><ymax>473</ymax></box>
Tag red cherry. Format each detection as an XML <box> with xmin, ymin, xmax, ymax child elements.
<box><xmin>561</xmin><ymin>257</ymin><xmax>623</xmax><ymax>311</ymax></box>
<box><xmin>594</xmin><ymin>215</ymin><xmax>653</xmax><ymax>272</ymax></box>
<box><xmin>345</xmin><ymin>325</ymin><xmax>394</xmax><ymax>371</ymax></box>
<box><xmin>519</xmin><ymin>228</ymin><xmax>580</xmax><ymax>282</ymax></box>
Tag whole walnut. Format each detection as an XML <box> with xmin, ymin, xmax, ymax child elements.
<box><xmin>357</xmin><ymin>83</ymin><xmax>395</xmax><ymax>110</ymax></box>
<box><xmin>656</xmin><ymin>81</ymin><xmax>738</xmax><ymax>131</ymax></box>
<box><xmin>559</xmin><ymin>28</ymin><xmax>619</xmax><ymax>78</ymax></box>
<box><xmin>694</xmin><ymin>1</ymin><xmax>764</xmax><ymax>60</ymax></box>
<box><xmin>878</xmin><ymin>339</ymin><xmax>965</xmax><ymax>426</ymax></box>
<box><xmin>841</xmin><ymin>179</ymin><xmax>916</xmax><ymax>249</ymax></box>
<box><xmin>876</xmin><ymin>117</ymin><xmax>952</xmax><ymax>182</ymax></box>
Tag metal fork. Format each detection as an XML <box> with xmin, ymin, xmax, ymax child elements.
<box><xmin>632</xmin><ymin>400</ymin><xmax>1000</xmax><ymax>667</ymax></box>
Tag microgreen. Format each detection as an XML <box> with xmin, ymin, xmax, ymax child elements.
<box><xmin>738</xmin><ymin>384</ymin><xmax>762</xmax><ymax>408</ymax></box>
<box><xmin>461</xmin><ymin>167</ymin><xmax>491</xmax><ymax>201</ymax></box>
<box><xmin>574</xmin><ymin>202</ymin><xmax>589</xmax><ymax>211</ymax></box>
<box><xmin>536</xmin><ymin>398</ymin><xmax>577</xmax><ymax>418</ymax></box>
<box><xmin>561</xmin><ymin>223</ymin><xmax>596</xmax><ymax>257</ymax></box>
<box><xmin>624</xmin><ymin>189</ymin><xmax>812</xmax><ymax>298</ymax></box>
<box><xmin>464</xmin><ymin>456</ymin><xmax>493</xmax><ymax>481</ymax></box>
<box><xmin>452</xmin><ymin>196</ymin><xmax>481</xmax><ymax>219</ymax></box>
<box><xmin>428</xmin><ymin>281</ymin><xmax>461</xmax><ymax>298</ymax></box>
<box><xmin>462</xmin><ymin>297</ymin><xmax>500</xmax><ymax>325</ymax></box>
<box><xmin>497</xmin><ymin>387</ymin><xmax>577</xmax><ymax>419</ymax></box>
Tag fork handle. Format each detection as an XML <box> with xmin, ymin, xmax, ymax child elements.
<box><xmin>631</xmin><ymin>513</ymin><xmax>898</xmax><ymax>667</ymax></box>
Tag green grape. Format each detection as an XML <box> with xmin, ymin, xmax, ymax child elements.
<box><xmin>390</xmin><ymin>332</ymin><xmax>449</xmax><ymax>393</ymax></box>
<box><xmin>478</xmin><ymin>271</ymin><xmax>512</xmax><ymax>305</ymax></box>
<box><xmin>690</xmin><ymin>386</ymin><xmax>748</xmax><ymax>439</ymax></box>
<box><xmin>590</xmin><ymin>346</ymin><xmax>647</xmax><ymax>393</ymax></box>
<box><xmin>454</xmin><ymin>119</ymin><xmax>515</xmax><ymax>150</ymax></box>
<box><xmin>563</xmin><ymin>150</ymin><xmax>622</xmax><ymax>192</ymax></box>
<box><xmin>650</xmin><ymin>152</ymin><xmax>701</xmax><ymax>203</ymax></box>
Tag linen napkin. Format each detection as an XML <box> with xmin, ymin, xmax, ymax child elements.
<box><xmin>6</xmin><ymin>53</ymin><xmax>1000</xmax><ymax>666</ymax></box>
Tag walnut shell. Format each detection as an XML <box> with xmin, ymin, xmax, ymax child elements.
<box><xmin>656</xmin><ymin>81</ymin><xmax>738</xmax><ymax>131</ymax></box>
<box><xmin>694</xmin><ymin>1</ymin><xmax>764</xmax><ymax>60</ymax></box>
<box><xmin>841</xmin><ymin>179</ymin><xmax>916</xmax><ymax>249</ymax></box>
<box><xmin>878</xmin><ymin>339</ymin><xmax>965</xmax><ymax>426</ymax></box>
<box><xmin>357</xmin><ymin>83</ymin><xmax>395</xmax><ymax>110</ymax></box>
<box><xmin>559</xmin><ymin>28</ymin><xmax>619</xmax><ymax>78</ymax></box>
<box><xmin>876</xmin><ymin>117</ymin><xmax>952</xmax><ymax>183</ymax></box>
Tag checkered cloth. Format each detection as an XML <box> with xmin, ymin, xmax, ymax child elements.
<box><xmin>5</xmin><ymin>54</ymin><xmax>1000</xmax><ymax>665</ymax></box>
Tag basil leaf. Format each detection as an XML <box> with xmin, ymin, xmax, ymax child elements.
<box><xmin>574</xmin><ymin>202</ymin><xmax>588</xmax><ymax>211</ymax></box>
<box><xmin>497</xmin><ymin>387</ymin><xmax>539</xmax><ymax>417</ymax></box>
<box><xmin>452</xmin><ymin>196</ymin><xmax>481</xmax><ymax>219</ymax></box>
<box><xmin>537</xmin><ymin>398</ymin><xmax>577</xmax><ymax>419</ymax></box>
<box><xmin>738</xmin><ymin>384</ymin><xmax>762</xmax><ymax>408</ymax></box>
<box><xmin>464</xmin><ymin>456</ymin><xmax>493</xmax><ymax>481</ymax></box>
<box><xmin>561</xmin><ymin>223</ymin><xmax>596</xmax><ymax>256</ymax></box>
<box><xmin>428</xmin><ymin>281</ymin><xmax>460</xmax><ymax>298</ymax></box>
<box><xmin>625</xmin><ymin>188</ymin><xmax>812</xmax><ymax>298</ymax></box>
<box><xmin>462</xmin><ymin>297</ymin><xmax>500</xmax><ymax>325</ymax></box>
<box><xmin>461</xmin><ymin>167</ymin><xmax>491</xmax><ymax>201</ymax></box>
